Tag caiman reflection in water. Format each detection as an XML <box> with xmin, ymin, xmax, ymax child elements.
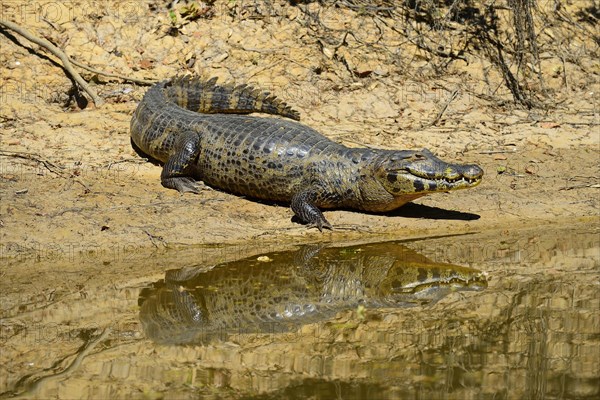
<box><xmin>139</xmin><ymin>243</ymin><xmax>487</xmax><ymax>344</ymax></box>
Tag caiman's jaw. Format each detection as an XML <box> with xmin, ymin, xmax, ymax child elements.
<box><xmin>399</xmin><ymin>163</ymin><xmax>483</xmax><ymax>192</ymax></box>
<box><xmin>376</xmin><ymin>148</ymin><xmax>483</xmax><ymax>196</ymax></box>
<box><xmin>388</xmin><ymin>264</ymin><xmax>489</xmax><ymax>294</ymax></box>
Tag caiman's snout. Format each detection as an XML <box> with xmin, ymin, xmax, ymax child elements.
<box><xmin>441</xmin><ymin>163</ymin><xmax>484</xmax><ymax>185</ymax></box>
<box><xmin>458</xmin><ymin>163</ymin><xmax>484</xmax><ymax>181</ymax></box>
<box><xmin>378</xmin><ymin>148</ymin><xmax>483</xmax><ymax>195</ymax></box>
<box><xmin>407</xmin><ymin>150</ymin><xmax>483</xmax><ymax>191</ymax></box>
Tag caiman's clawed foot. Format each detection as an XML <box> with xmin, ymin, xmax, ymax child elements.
<box><xmin>162</xmin><ymin>177</ymin><xmax>203</xmax><ymax>194</ymax></box>
<box><xmin>310</xmin><ymin>219</ymin><xmax>333</xmax><ymax>232</ymax></box>
<box><xmin>291</xmin><ymin>190</ymin><xmax>332</xmax><ymax>232</ymax></box>
<box><xmin>159</xmin><ymin>130</ymin><xmax>203</xmax><ymax>194</ymax></box>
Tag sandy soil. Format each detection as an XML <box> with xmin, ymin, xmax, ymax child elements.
<box><xmin>1</xmin><ymin>1</ymin><xmax>598</xmax><ymax>256</ymax></box>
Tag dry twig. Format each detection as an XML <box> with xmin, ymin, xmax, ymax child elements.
<box><xmin>425</xmin><ymin>89</ymin><xmax>459</xmax><ymax>127</ymax></box>
<box><xmin>14</xmin><ymin>328</ymin><xmax>111</xmax><ymax>398</ymax></box>
<box><xmin>0</xmin><ymin>150</ymin><xmax>90</xmax><ymax>191</ymax></box>
<box><xmin>0</xmin><ymin>19</ymin><xmax>104</xmax><ymax>106</ymax></box>
<box><xmin>69</xmin><ymin>58</ymin><xmax>156</xmax><ymax>85</ymax></box>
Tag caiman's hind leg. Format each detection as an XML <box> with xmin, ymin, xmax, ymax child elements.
<box><xmin>291</xmin><ymin>189</ymin><xmax>333</xmax><ymax>231</ymax></box>
<box><xmin>161</xmin><ymin>131</ymin><xmax>204</xmax><ymax>193</ymax></box>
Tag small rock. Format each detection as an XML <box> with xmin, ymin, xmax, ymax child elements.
<box><xmin>138</xmin><ymin>58</ymin><xmax>155</xmax><ymax>70</ymax></box>
<box><xmin>372</xmin><ymin>68</ymin><xmax>389</xmax><ymax>76</ymax></box>
<box><xmin>322</xmin><ymin>47</ymin><xmax>334</xmax><ymax>59</ymax></box>
<box><xmin>525</xmin><ymin>165</ymin><xmax>537</xmax><ymax>175</ymax></box>
<box><xmin>212</xmin><ymin>52</ymin><xmax>229</xmax><ymax>63</ymax></box>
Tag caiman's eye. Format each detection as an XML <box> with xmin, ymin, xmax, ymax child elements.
<box><xmin>390</xmin><ymin>151</ymin><xmax>426</xmax><ymax>162</ymax></box>
<box><xmin>403</xmin><ymin>153</ymin><xmax>426</xmax><ymax>162</ymax></box>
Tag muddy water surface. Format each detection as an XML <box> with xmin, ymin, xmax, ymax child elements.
<box><xmin>1</xmin><ymin>224</ymin><xmax>598</xmax><ymax>399</ymax></box>
<box><xmin>139</xmin><ymin>243</ymin><xmax>488</xmax><ymax>346</ymax></box>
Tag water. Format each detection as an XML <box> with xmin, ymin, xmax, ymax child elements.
<box><xmin>139</xmin><ymin>243</ymin><xmax>488</xmax><ymax>345</ymax></box>
<box><xmin>1</xmin><ymin>224</ymin><xmax>598</xmax><ymax>399</ymax></box>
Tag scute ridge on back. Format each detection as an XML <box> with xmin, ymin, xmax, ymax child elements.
<box><xmin>163</xmin><ymin>74</ymin><xmax>301</xmax><ymax>120</ymax></box>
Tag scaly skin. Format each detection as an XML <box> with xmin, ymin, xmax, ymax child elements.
<box><xmin>131</xmin><ymin>76</ymin><xmax>483</xmax><ymax>230</ymax></box>
<box><xmin>139</xmin><ymin>243</ymin><xmax>488</xmax><ymax>345</ymax></box>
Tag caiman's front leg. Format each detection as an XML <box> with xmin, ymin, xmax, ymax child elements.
<box><xmin>161</xmin><ymin>130</ymin><xmax>203</xmax><ymax>193</ymax></box>
<box><xmin>291</xmin><ymin>188</ymin><xmax>333</xmax><ymax>231</ymax></box>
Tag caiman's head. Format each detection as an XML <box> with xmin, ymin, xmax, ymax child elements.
<box><xmin>380</xmin><ymin>261</ymin><xmax>488</xmax><ymax>306</ymax></box>
<box><xmin>363</xmin><ymin>148</ymin><xmax>483</xmax><ymax>212</ymax></box>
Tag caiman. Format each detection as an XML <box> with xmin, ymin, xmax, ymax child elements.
<box><xmin>131</xmin><ymin>76</ymin><xmax>483</xmax><ymax>230</ymax></box>
<box><xmin>139</xmin><ymin>242</ymin><xmax>488</xmax><ymax>345</ymax></box>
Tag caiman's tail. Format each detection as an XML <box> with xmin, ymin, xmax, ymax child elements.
<box><xmin>161</xmin><ymin>75</ymin><xmax>300</xmax><ymax>120</ymax></box>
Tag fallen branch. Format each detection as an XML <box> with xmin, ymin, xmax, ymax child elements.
<box><xmin>15</xmin><ymin>328</ymin><xmax>111</xmax><ymax>398</ymax></box>
<box><xmin>0</xmin><ymin>19</ymin><xmax>104</xmax><ymax>106</ymax></box>
<box><xmin>69</xmin><ymin>58</ymin><xmax>156</xmax><ymax>86</ymax></box>
<box><xmin>0</xmin><ymin>150</ymin><xmax>91</xmax><ymax>192</ymax></box>
<box><xmin>0</xmin><ymin>150</ymin><xmax>65</xmax><ymax>176</ymax></box>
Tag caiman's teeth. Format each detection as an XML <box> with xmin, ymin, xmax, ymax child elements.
<box><xmin>438</xmin><ymin>177</ymin><xmax>478</xmax><ymax>184</ymax></box>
